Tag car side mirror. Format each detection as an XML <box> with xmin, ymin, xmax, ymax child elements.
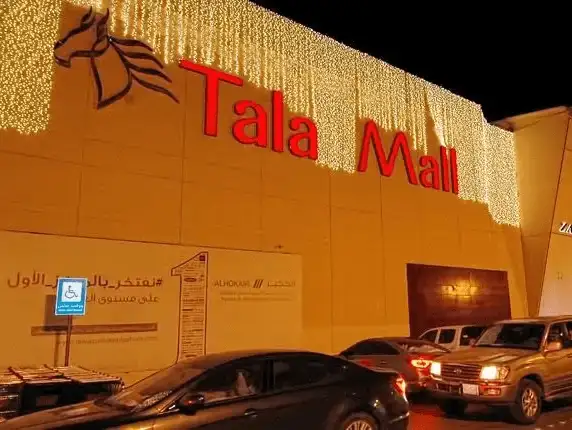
<box><xmin>545</xmin><ymin>341</ymin><xmax>563</xmax><ymax>353</ymax></box>
<box><xmin>177</xmin><ymin>393</ymin><xmax>205</xmax><ymax>414</ymax></box>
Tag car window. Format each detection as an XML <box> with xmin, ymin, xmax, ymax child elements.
<box><xmin>272</xmin><ymin>356</ymin><xmax>344</xmax><ymax>391</ymax></box>
<box><xmin>190</xmin><ymin>361</ymin><xmax>264</xmax><ymax>404</ymax></box>
<box><xmin>476</xmin><ymin>323</ymin><xmax>546</xmax><ymax>350</ymax></box>
<box><xmin>345</xmin><ymin>340</ymin><xmax>399</xmax><ymax>356</ymax></box>
<box><xmin>437</xmin><ymin>329</ymin><xmax>456</xmax><ymax>344</ymax></box>
<box><xmin>547</xmin><ymin>323</ymin><xmax>572</xmax><ymax>349</ymax></box>
<box><xmin>103</xmin><ymin>363</ymin><xmax>203</xmax><ymax>410</ymax></box>
<box><xmin>460</xmin><ymin>326</ymin><xmax>486</xmax><ymax>346</ymax></box>
<box><xmin>395</xmin><ymin>340</ymin><xmax>449</xmax><ymax>354</ymax></box>
<box><xmin>564</xmin><ymin>322</ymin><xmax>572</xmax><ymax>348</ymax></box>
<box><xmin>420</xmin><ymin>330</ymin><xmax>437</xmax><ymax>343</ymax></box>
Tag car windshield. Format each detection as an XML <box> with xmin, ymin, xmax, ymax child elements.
<box><xmin>101</xmin><ymin>362</ymin><xmax>203</xmax><ymax>411</ymax></box>
<box><xmin>395</xmin><ymin>340</ymin><xmax>449</xmax><ymax>354</ymax></box>
<box><xmin>475</xmin><ymin>323</ymin><xmax>546</xmax><ymax>350</ymax></box>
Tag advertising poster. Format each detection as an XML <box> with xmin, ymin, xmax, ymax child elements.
<box><xmin>0</xmin><ymin>231</ymin><xmax>302</xmax><ymax>372</ymax></box>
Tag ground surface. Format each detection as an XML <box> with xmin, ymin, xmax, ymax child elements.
<box><xmin>409</xmin><ymin>396</ymin><xmax>572</xmax><ymax>429</ymax></box>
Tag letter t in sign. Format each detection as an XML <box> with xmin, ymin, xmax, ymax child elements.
<box><xmin>179</xmin><ymin>60</ymin><xmax>243</xmax><ymax>137</ymax></box>
<box><xmin>171</xmin><ymin>252</ymin><xmax>209</xmax><ymax>361</ymax></box>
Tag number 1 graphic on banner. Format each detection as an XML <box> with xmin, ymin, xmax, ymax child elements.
<box><xmin>171</xmin><ymin>252</ymin><xmax>209</xmax><ymax>361</ymax></box>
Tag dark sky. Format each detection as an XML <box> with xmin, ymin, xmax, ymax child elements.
<box><xmin>251</xmin><ymin>1</ymin><xmax>570</xmax><ymax>122</ymax></box>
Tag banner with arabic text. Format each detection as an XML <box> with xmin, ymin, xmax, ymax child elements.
<box><xmin>0</xmin><ymin>231</ymin><xmax>302</xmax><ymax>372</ymax></box>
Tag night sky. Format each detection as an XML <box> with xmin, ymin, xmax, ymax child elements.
<box><xmin>251</xmin><ymin>1</ymin><xmax>570</xmax><ymax>122</ymax></box>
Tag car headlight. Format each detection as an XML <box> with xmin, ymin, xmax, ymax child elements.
<box><xmin>430</xmin><ymin>361</ymin><xmax>441</xmax><ymax>376</ymax></box>
<box><xmin>480</xmin><ymin>365</ymin><xmax>509</xmax><ymax>381</ymax></box>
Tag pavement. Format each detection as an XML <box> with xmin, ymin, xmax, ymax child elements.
<box><xmin>409</xmin><ymin>395</ymin><xmax>572</xmax><ymax>429</ymax></box>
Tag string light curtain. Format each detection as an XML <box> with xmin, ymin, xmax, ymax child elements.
<box><xmin>0</xmin><ymin>0</ymin><xmax>520</xmax><ymax>226</ymax></box>
<box><xmin>0</xmin><ymin>0</ymin><xmax>63</xmax><ymax>134</ymax></box>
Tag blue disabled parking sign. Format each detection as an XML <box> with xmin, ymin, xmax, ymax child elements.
<box><xmin>55</xmin><ymin>277</ymin><xmax>88</xmax><ymax>316</ymax></box>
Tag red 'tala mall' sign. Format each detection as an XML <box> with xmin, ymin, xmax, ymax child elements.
<box><xmin>179</xmin><ymin>59</ymin><xmax>459</xmax><ymax>194</ymax></box>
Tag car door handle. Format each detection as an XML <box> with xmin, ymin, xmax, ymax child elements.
<box><xmin>244</xmin><ymin>408</ymin><xmax>257</xmax><ymax>418</ymax></box>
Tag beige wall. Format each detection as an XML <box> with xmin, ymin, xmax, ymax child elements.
<box><xmin>540</xmin><ymin>116</ymin><xmax>572</xmax><ymax>315</ymax></box>
<box><xmin>0</xmin><ymin>9</ymin><xmax>529</xmax><ymax>372</ymax></box>
<box><xmin>510</xmin><ymin>110</ymin><xmax>570</xmax><ymax>316</ymax></box>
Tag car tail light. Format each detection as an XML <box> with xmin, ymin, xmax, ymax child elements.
<box><xmin>410</xmin><ymin>358</ymin><xmax>432</xmax><ymax>369</ymax></box>
<box><xmin>393</xmin><ymin>375</ymin><xmax>407</xmax><ymax>397</ymax></box>
<box><xmin>357</xmin><ymin>358</ymin><xmax>374</xmax><ymax>368</ymax></box>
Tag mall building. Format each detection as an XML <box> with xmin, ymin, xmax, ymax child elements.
<box><xmin>0</xmin><ymin>0</ymin><xmax>570</xmax><ymax>378</ymax></box>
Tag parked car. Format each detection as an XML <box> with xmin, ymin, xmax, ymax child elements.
<box><xmin>339</xmin><ymin>337</ymin><xmax>450</xmax><ymax>393</ymax></box>
<box><xmin>419</xmin><ymin>324</ymin><xmax>487</xmax><ymax>351</ymax></box>
<box><xmin>428</xmin><ymin>316</ymin><xmax>572</xmax><ymax>424</ymax></box>
<box><xmin>0</xmin><ymin>349</ymin><xmax>409</xmax><ymax>430</ymax></box>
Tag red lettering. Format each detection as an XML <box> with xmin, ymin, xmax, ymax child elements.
<box><xmin>288</xmin><ymin>117</ymin><xmax>318</xmax><ymax>160</ymax></box>
<box><xmin>357</xmin><ymin>122</ymin><xmax>418</xmax><ymax>185</ymax></box>
<box><xmin>271</xmin><ymin>91</ymin><xmax>284</xmax><ymax>152</ymax></box>
<box><xmin>179</xmin><ymin>60</ymin><xmax>243</xmax><ymax>137</ymax></box>
<box><xmin>439</xmin><ymin>146</ymin><xmax>451</xmax><ymax>192</ymax></box>
<box><xmin>232</xmin><ymin>100</ymin><xmax>268</xmax><ymax>147</ymax></box>
<box><xmin>180</xmin><ymin>60</ymin><xmax>461</xmax><ymax>194</ymax></box>
<box><xmin>419</xmin><ymin>155</ymin><xmax>440</xmax><ymax>189</ymax></box>
<box><xmin>450</xmin><ymin>147</ymin><xmax>459</xmax><ymax>194</ymax></box>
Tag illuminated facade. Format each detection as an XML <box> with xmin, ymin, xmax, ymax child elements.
<box><xmin>1</xmin><ymin>1</ymin><xmax>559</xmax><ymax>380</ymax></box>
<box><xmin>1</xmin><ymin>0</ymin><xmax>520</xmax><ymax>226</ymax></box>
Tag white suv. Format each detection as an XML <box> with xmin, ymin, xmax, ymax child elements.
<box><xmin>418</xmin><ymin>325</ymin><xmax>487</xmax><ymax>351</ymax></box>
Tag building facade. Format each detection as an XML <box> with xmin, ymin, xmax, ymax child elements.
<box><xmin>0</xmin><ymin>1</ymin><xmax>542</xmax><ymax>380</ymax></box>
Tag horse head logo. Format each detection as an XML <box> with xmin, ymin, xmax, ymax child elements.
<box><xmin>54</xmin><ymin>7</ymin><xmax>179</xmax><ymax>108</ymax></box>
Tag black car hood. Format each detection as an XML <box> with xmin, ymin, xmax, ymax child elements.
<box><xmin>0</xmin><ymin>400</ymin><xmax>130</xmax><ymax>429</ymax></box>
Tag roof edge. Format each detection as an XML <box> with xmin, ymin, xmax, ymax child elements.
<box><xmin>494</xmin><ymin>106</ymin><xmax>571</xmax><ymax>132</ymax></box>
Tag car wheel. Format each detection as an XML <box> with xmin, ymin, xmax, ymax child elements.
<box><xmin>508</xmin><ymin>379</ymin><xmax>542</xmax><ymax>424</ymax></box>
<box><xmin>340</xmin><ymin>412</ymin><xmax>378</xmax><ymax>430</ymax></box>
<box><xmin>438</xmin><ymin>399</ymin><xmax>468</xmax><ymax>416</ymax></box>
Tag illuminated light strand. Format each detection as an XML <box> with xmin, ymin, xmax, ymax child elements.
<box><xmin>311</xmin><ymin>36</ymin><xmax>357</xmax><ymax>171</ymax></box>
<box><xmin>0</xmin><ymin>0</ymin><xmax>63</xmax><ymax>135</ymax></box>
<box><xmin>406</xmin><ymin>74</ymin><xmax>427</xmax><ymax>153</ymax></box>
<box><xmin>120</xmin><ymin>0</ymin><xmax>130</xmax><ymax>36</ymax></box>
<box><xmin>163</xmin><ymin>0</ymin><xmax>172</xmax><ymax>64</ymax></box>
<box><xmin>184</xmin><ymin>0</ymin><xmax>198</xmax><ymax>62</ymax></box>
<box><xmin>198</xmin><ymin>0</ymin><xmax>213</xmax><ymax>65</ymax></box>
<box><xmin>150</xmin><ymin>0</ymin><xmax>161</xmax><ymax>54</ymax></box>
<box><xmin>215</xmin><ymin>0</ymin><xmax>228</xmax><ymax>70</ymax></box>
<box><xmin>485</xmin><ymin>125</ymin><xmax>521</xmax><ymax>226</ymax></box>
<box><xmin>0</xmin><ymin>0</ymin><xmax>520</xmax><ymax>226</ymax></box>
<box><xmin>132</xmin><ymin>0</ymin><xmax>139</xmax><ymax>39</ymax></box>
<box><xmin>109</xmin><ymin>0</ymin><xmax>118</xmax><ymax>31</ymax></box>
<box><xmin>179</xmin><ymin>0</ymin><xmax>189</xmax><ymax>59</ymax></box>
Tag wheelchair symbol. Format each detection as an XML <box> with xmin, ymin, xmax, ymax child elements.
<box><xmin>60</xmin><ymin>282</ymin><xmax>82</xmax><ymax>302</ymax></box>
<box><xmin>64</xmin><ymin>286</ymin><xmax>78</xmax><ymax>299</ymax></box>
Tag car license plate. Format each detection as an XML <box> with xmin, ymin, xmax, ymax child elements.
<box><xmin>462</xmin><ymin>384</ymin><xmax>479</xmax><ymax>396</ymax></box>
<box><xmin>36</xmin><ymin>395</ymin><xmax>58</xmax><ymax>407</ymax></box>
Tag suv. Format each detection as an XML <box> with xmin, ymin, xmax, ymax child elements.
<box><xmin>419</xmin><ymin>325</ymin><xmax>487</xmax><ymax>351</ymax></box>
<box><xmin>428</xmin><ymin>316</ymin><xmax>572</xmax><ymax>424</ymax></box>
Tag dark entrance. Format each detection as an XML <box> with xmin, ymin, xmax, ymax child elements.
<box><xmin>406</xmin><ymin>263</ymin><xmax>511</xmax><ymax>337</ymax></box>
